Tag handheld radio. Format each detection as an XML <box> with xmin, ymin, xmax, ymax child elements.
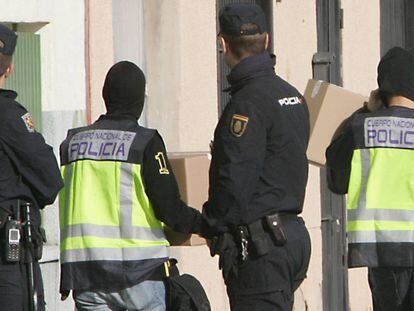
<box><xmin>5</xmin><ymin>216</ymin><xmax>21</xmax><ymax>262</ymax></box>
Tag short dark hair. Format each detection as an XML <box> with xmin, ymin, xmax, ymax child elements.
<box><xmin>0</xmin><ymin>52</ymin><xmax>12</xmax><ymax>77</ymax></box>
<box><xmin>222</xmin><ymin>23</ymin><xmax>267</xmax><ymax>59</ymax></box>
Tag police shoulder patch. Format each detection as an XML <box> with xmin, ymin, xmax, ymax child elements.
<box><xmin>21</xmin><ymin>113</ymin><xmax>35</xmax><ymax>133</ymax></box>
<box><xmin>230</xmin><ymin>114</ymin><xmax>249</xmax><ymax>137</ymax></box>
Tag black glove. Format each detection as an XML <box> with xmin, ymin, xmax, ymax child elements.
<box><xmin>216</xmin><ymin>233</ymin><xmax>239</xmax><ymax>280</ymax></box>
<box><xmin>60</xmin><ymin>290</ymin><xmax>70</xmax><ymax>301</ymax></box>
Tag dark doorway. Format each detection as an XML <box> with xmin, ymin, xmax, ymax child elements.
<box><xmin>314</xmin><ymin>0</ymin><xmax>342</xmax><ymax>85</ymax></box>
<box><xmin>216</xmin><ymin>0</ymin><xmax>273</xmax><ymax>113</ymax></box>
<box><xmin>380</xmin><ymin>0</ymin><xmax>414</xmax><ymax>54</ymax></box>
<box><xmin>407</xmin><ymin>0</ymin><xmax>414</xmax><ymax>50</ymax></box>
<box><xmin>314</xmin><ymin>1</ymin><xmax>348</xmax><ymax>311</ymax></box>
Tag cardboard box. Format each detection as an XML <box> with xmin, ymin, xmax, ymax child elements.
<box><xmin>304</xmin><ymin>79</ymin><xmax>368</xmax><ymax>165</ymax></box>
<box><xmin>164</xmin><ymin>153</ymin><xmax>210</xmax><ymax>246</ymax></box>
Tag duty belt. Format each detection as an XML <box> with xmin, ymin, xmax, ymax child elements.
<box><xmin>234</xmin><ymin>213</ymin><xmax>299</xmax><ymax>260</ymax></box>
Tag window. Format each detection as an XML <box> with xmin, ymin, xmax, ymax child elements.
<box><xmin>4</xmin><ymin>31</ymin><xmax>42</xmax><ymax>130</ymax></box>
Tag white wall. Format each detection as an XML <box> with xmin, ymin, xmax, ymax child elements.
<box><xmin>112</xmin><ymin>0</ymin><xmax>149</xmax><ymax>126</ymax></box>
<box><xmin>273</xmin><ymin>0</ymin><xmax>317</xmax><ymax>93</ymax></box>
<box><xmin>144</xmin><ymin>0</ymin><xmax>218</xmax><ymax>152</ymax></box>
<box><xmin>88</xmin><ymin>0</ymin><xmax>114</xmax><ymax>122</ymax></box>
<box><xmin>342</xmin><ymin>0</ymin><xmax>380</xmax><ymax>97</ymax></box>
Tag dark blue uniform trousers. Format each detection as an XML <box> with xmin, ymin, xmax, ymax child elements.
<box><xmin>0</xmin><ymin>260</ymin><xmax>45</xmax><ymax>311</ymax></box>
<box><xmin>369</xmin><ymin>267</ymin><xmax>414</xmax><ymax>311</ymax></box>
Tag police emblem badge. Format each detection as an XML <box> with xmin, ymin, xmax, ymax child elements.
<box><xmin>230</xmin><ymin>114</ymin><xmax>249</xmax><ymax>137</ymax></box>
<box><xmin>21</xmin><ymin>113</ymin><xmax>35</xmax><ymax>133</ymax></box>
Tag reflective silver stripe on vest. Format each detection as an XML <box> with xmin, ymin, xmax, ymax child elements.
<box><xmin>68</xmin><ymin>130</ymin><xmax>136</xmax><ymax>162</ymax></box>
<box><xmin>356</xmin><ymin>148</ymin><xmax>371</xmax><ymax>210</ymax></box>
<box><xmin>61</xmin><ymin>164</ymin><xmax>73</xmax><ymax>226</ymax></box>
<box><xmin>61</xmin><ymin>224</ymin><xmax>166</xmax><ymax>242</ymax></box>
<box><xmin>120</xmin><ymin>162</ymin><xmax>134</xmax><ymax>237</ymax></box>
<box><xmin>348</xmin><ymin>209</ymin><xmax>414</xmax><ymax>222</ymax></box>
<box><xmin>348</xmin><ymin>230</ymin><xmax>414</xmax><ymax>244</ymax></box>
<box><xmin>61</xmin><ymin>245</ymin><xmax>169</xmax><ymax>263</ymax></box>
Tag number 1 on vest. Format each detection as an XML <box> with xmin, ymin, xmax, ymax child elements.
<box><xmin>155</xmin><ymin>152</ymin><xmax>170</xmax><ymax>175</ymax></box>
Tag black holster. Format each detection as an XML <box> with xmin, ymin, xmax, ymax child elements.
<box><xmin>246</xmin><ymin>221</ymin><xmax>270</xmax><ymax>257</ymax></box>
<box><xmin>264</xmin><ymin>214</ymin><xmax>288</xmax><ymax>246</ymax></box>
<box><xmin>246</xmin><ymin>213</ymin><xmax>294</xmax><ymax>257</ymax></box>
<box><xmin>0</xmin><ymin>200</ymin><xmax>46</xmax><ymax>263</ymax></box>
<box><xmin>22</xmin><ymin>226</ymin><xmax>46</xmax><ymax>262</ymax></box>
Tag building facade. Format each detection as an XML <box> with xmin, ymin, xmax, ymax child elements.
<box><xmin>2</xmin><ymin>0</ymin><xmax>412</xmax><ymax>310</ymax></box>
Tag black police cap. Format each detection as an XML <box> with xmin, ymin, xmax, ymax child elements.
<box><xmin>0</xmin><ymin>24</ymin><xmax>17</xmax><ymax>56</ymax></box>
<box><xmin>219</xmin><ymin>3</ymin><xmax>267</xmax><ymax>36</ymax></box>
<box><xmin>377</xmin><ymin>46</ymin><xmax>414</xmax><ymax>101</ymax></box>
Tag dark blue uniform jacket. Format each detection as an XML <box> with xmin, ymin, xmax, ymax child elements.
<box><xmin>0</xmin><ymin>89</ymin><xmax>63</xmax><ymax>225</ymax></box>
<box><xmin>202</xmin><ymin>52</ymin><xmax>310</xmax><ymax>237</ymax></box>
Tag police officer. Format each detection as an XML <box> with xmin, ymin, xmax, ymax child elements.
<box><xmin>0</xmin><ymin>25</ymin><xmax>63</xmax><ymax>311</ymax></box>
<box><xmin>326</xmin><ymin>47</ymin><xmax>414</xmax><ymax>311</ymax></box>
<box><xmin>200</xmin><ymin>4</ymin><xmax>311</xmax><ymax>310</ymax></box>
<box><xmin>59</xmin><ymin>61</ymin><xmax>201</xmax><ymax>310</ymax></box>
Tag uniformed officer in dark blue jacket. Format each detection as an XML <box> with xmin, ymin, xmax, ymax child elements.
<box><xmin>201</xmin><ymin>4</ymin><xmax>311</xmax><ymax>310</ymax></box>
<box><xmin>0</xmin><ymin>24</ymin><xmax>63</xmax><ymax>311</ymax></box>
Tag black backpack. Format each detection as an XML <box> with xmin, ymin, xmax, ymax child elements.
<box><xmin>166</xmin><ymin>260</ymin><xmax>211</xmax><ymax>311</ymax></box>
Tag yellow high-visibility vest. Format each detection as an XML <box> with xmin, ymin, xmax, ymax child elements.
<box><xmin>347</xmin><ymin>112</ymin><xmax>414</xmax><ymax>267</ymax></box>
<box><xmin>59</xmin><ymin>124</ymin><xmax>169</xmax><ymax>290</ymax></box>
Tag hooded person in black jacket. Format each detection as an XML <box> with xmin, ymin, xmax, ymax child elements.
<box><xmin>326</xmin><ymin>47</ymin><xmax>414</xmax><ymax>311</ymax></box>
<box><xmin>59</xmin><ymin>61</ymin><xmax>201</xmax><ymax>310</ymax></box>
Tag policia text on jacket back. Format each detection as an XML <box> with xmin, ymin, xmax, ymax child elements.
<box><xmin>0</xmin><ymin>25</ymin><xmax>63</xmax><ymax>311</ymax></box>
<box><xmin>200</xmin><ymin>4</ymin><xmax>311</xmax><ymax>311</ymax></box>
<box><xmin>326</xmin><ymin>47</ymin><xmax>414</xmax><ymax>311</ymax></box>
<box><xmin>59</xmin><ymin>61</ymin><xmax>202</xmax><ymax>310</ymax></box>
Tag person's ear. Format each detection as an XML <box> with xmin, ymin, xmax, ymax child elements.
<box><xmin>220</xmin><ymin>36</ymin><xmax>228</xmax><ymax>54</ymax></box>
<box><xmin>265</xmin><ymin>33</ymin><xmax>269</xmax><ymax>50</ymax></box>
<box><xmin>4</xmin><ymin>64</ymin><xmax>13</xmax><ymax>78</ymax></box>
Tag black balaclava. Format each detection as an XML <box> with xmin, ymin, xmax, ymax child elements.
<box><xmin>377</xmin><ymin>47</ymin><xmax>414</xmax><ymax>102</ymax></box>
<box><xmin>102</xmin><ymin>61</ymin><xmax>146</xmax><ymax>119</ymax></box>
